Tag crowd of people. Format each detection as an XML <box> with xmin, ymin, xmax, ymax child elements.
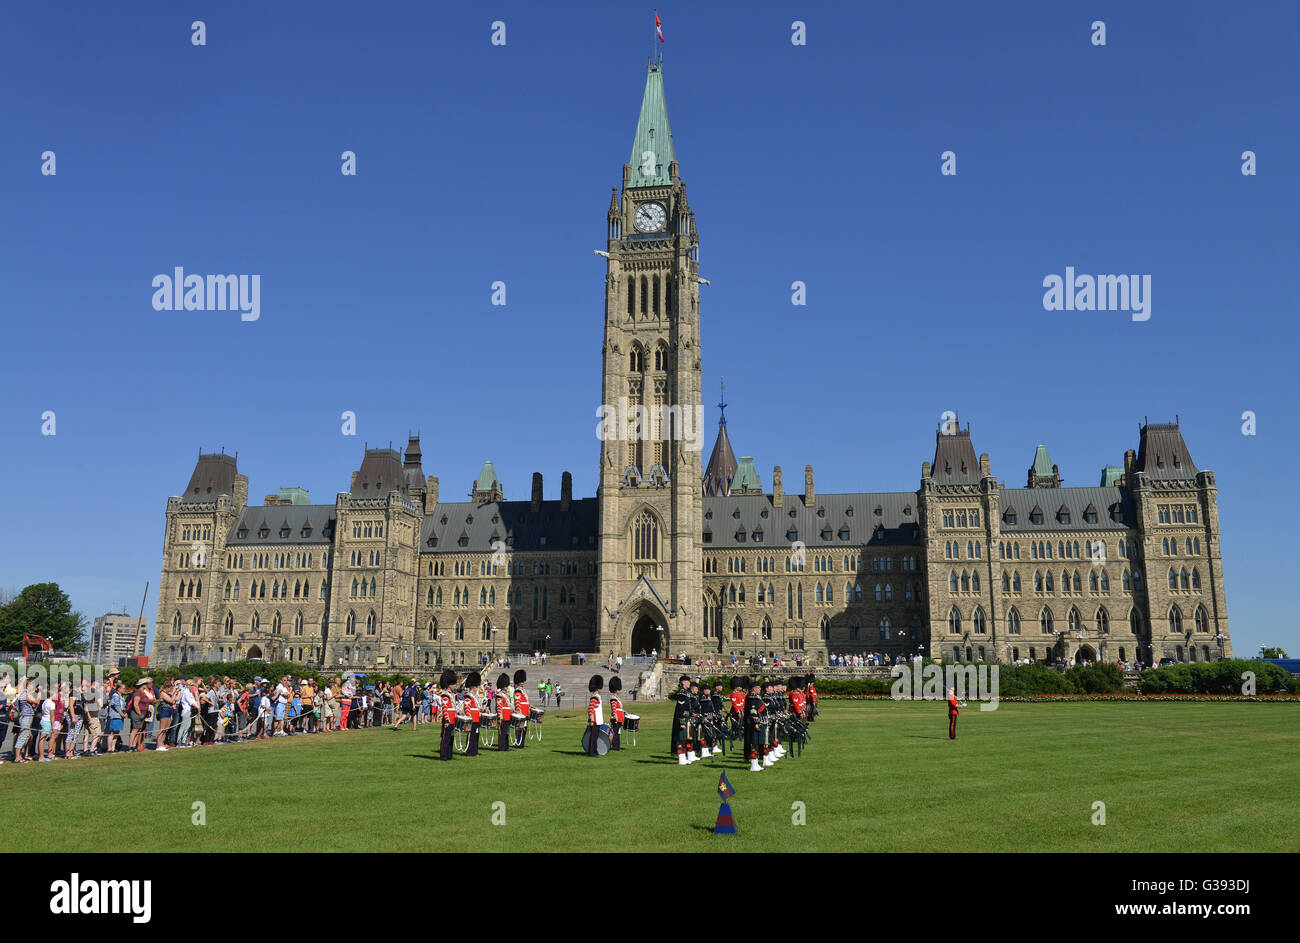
<box><xmin>0</xmin><ymin>667</ymin><xmax>564</xmax><ymax>765</ymax></box>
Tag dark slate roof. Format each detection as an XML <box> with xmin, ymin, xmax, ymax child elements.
<box><xmin>1135</xmin><ymin>422</ymin><xmax>1199</xmax><ymax>480</ymax></box>
<box><xmin>180</xmin><ymin>453</ymin><xmax>238</xmax><ymax>503</ymax></box>
<box><xmin>703</xmin><ymin>492</ymin><xmax>921</xmax><ymax>549</ymax></box>
<box><xmin>351</xmin><ymin>448</ymin><xmax>407</xmax><ymax>498</ymax></box>
<box><xmin>227</xmin><ymin>505</ymin><xmax>336</xmax><ymax>545</ymax></box>
<box><xmin>999</xmin><ymin>487</ymin><xmax>1134</xmax><ymax>532</ymax></box>
<box><xmin>702</xmin><ymin>423</ymin><xmax>738</xmax><ymax>496</ymax></box>
<box><xmin>420</xmin><ymin>498</ymin><xmax>599</xmax><ymax>553</ymax></box>
<box><xmin>931</xmin><ymin>428</ymin><xmax>981</xmax><ymax>485</ymax></box>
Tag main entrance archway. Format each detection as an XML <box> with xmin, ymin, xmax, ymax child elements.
<box><xmin>630</xmin><ymin>615</ymin><xmax>658</xmax><ymax>656</ymax></box>
<box><xmin>1075</xmin><ymin>644</ymin><xmax>1096</xmax><ymax>664</ymax></box>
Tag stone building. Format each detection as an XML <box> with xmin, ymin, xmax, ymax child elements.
<box><xmin>152</xmin><ymin>57</ymin><xmax>1231</xmax><ymax>669</ymax></box>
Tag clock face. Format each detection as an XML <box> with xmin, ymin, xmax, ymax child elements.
<box><xmin>634</xmin><ymin>202</ymin><xmax>667</xmax><ymax>232</ymax></box>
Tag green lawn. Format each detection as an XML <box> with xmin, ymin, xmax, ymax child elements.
<box><xmin>5</xmin><ymin>702</ymin><xmax>1297</xmax><ymax>852</ymax></box>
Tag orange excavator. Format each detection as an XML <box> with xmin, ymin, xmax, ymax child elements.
<box><xmin>21</xmin><ymin>634</ymin><xmax>53</xmax><ymax>661</ymax></box>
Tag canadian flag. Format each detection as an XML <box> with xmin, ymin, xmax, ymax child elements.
<box><xmin>655</xmin><ymin>13</ymin><xmax>664</xmax><ymax>42</ymax></box>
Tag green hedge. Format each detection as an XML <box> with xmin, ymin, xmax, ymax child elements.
<box><xmin>1137</xmin><ymin>659</ymin><xmax>1296</xmax><ymax>695</ymax></box>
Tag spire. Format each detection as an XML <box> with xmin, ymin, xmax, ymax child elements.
<box><xmin>471</xmin><ymin>461</ymin><xmax>503</xmax><ymax>503</ymax></box>
<box><xmin>628</xmin><ymin>58</ymin><xmax>675</xmax><ymax>187</ymax></box>
<box><xmin>717</xmin><ymin>377</ymin><xmax>728</xmax><ymax>427</ymax></box>
<box><xmin>702</xmin><ymin>423</ymin><xmax>737</xmax><ymax>496</ymax></box>
<box><xmin>1027</xmin><ymin>443</ymin><xmax>1061</xmax><ymax>488</ymax></box>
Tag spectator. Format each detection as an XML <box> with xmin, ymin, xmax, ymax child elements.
<box><xmin>106</xmin><ymin>681</ymin><xmax>126</xmax><ymax>754</ymax></box>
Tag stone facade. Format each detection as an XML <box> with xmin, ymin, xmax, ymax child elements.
<box><xmin>151</xmin><ymin>60</ymin><xmax>1232</xmax><ymax>670</ymax></box>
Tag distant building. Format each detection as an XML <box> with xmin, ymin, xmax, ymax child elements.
<box><xmin>91</xmin><ymin>613</ymin><xmax>147</xmax><ymax>663</ymax></box>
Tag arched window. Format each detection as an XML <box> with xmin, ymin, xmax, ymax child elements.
<box><xmin>1167</xmin><ymin>606</ymin><xmax>1182</xmax><ymax>634</ymax></box>
<box><xmin>948</xmin><ymin>607</ymin><xmax>961</xmax><ymax>634</ymax></box>
<box><xmin>1068</xmin><ymin>607</ymin><xmax>1080</xmax><ymax>633</ymax></box>
<box><xmin>1096</xmin><ymin>608</ymin><xmax>1109</xmax><ymax>634</ymax></box>
<box><xmin>1180</xmin><ymin>568</ymin><xmax>1189</xmax><ymax>590</ymax></box>
<box><xmin>973</xmin><ymin>607</ymin><xmax>986</xmax><ymax>634</ymax></box>
<box><xmin>879</xmin><ymin>617</ymin><xmax>891</xmax><ymax>640</ymax></box>
<box><xmin>1168</xmin><ymin>567</ymin><xmax>1177</xmax><ymax>590</ymax></box>
<box><xmin>1007</xmin><ymin>608</ymin><xmax>1021</xmax><ymax>634</ymax></box>
<box><xmin>949</xmin><ymin>572</ymin><xmax>958</xmax><ymax>592</ymax></box>
<box><xmin>294</xmin><ymin>612</ymin><xmax>303</xmax><ymax>636</ymax></box>
<box><xmin>172</xmin><ymin>611</ymin><xmax>181</xmax><ymax>635</ymax></box>
<box><xmin>224</xmin><ymin>612</ymin><xmax>234</xmax><ymax>636</ymax></box>
<box><xmin>1194</xmin><ymin>605</ymin><xmax>1208</xmax><ymax>633</ymax></box>
<box><xmin>272</xmin><ymin>612</ymin><xmax>282</xmax><ymax>634</ymax></box>
<box><xmin>1040</xmin><ymin>608</ymin><xmax>1053</xmax><ymax>634</ymax></box>
<box><xmin>1012</xmin><ymin>572</ymin><xmax>1021</xmax><ymax>592</ymax></box>
<box><xmin>760</xmin><ymin>615</ymin><xmax>771</xmax><ymax>640</ymax></box>
<box><xmin>1191</xmin><ymin>568</ymin><xmax>1201</xmax><ymax>590</ymax></box>
<box><xmin>346</xmin><ymin>611</ymin><xmax>356</xmax><ymax>635</ymax></box>
<box><xmin>455</xmin><ymin>617</ymin><xmax>465</xmax><ymax>641</ymax></box>
<box><xmin>632</xmin><ymin>510</ymin><xmax>659</xmax><ymax>561</ymax></box>
<box><xmin>970</xmin><ymin>574</ymin><xmax>978</xmax><ymax>593</ymax></box>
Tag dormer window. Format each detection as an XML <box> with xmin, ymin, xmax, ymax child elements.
<box><xmin>845</xmin><ymin>506</ymin><xmax>854</xmax><ymax>517</ymax></box>
<box><xmin>820</xmin><ymin>527</ymin><xmax>832</xmax><ymax>540</ymax></box>
<box><xmin>237</xmin><ymin>528</ymin><xmax>248</xmax><ymax>539</ymax></box>
<box><xmin>301</xmin><ymin>526</ymin><xmax>312</xmax><ymax>538</ymax></box>
<box><xmin>258</xmin><ymin>527</ymin><xmax>269</xmax><ymax>538</ymax></box>
<box><xmin>752</xmin><ymin>529</ymin><xmax>764</xmax><ymax>543</ymax></box>
<box><xmin>817</xmin><ymin>507</ymin><xmax>826</xmax><ymax>518</ymax></box>
<box><xmin>874</xmin><ymin>505</ymin><xmax>883</xmax><ymax>517</ymax></box>
<box><xmin>735</xmin><ymin>530</ymin><xmax>746</xmax><ymax>542</ymax></box>
<box><xmin>1030</xmin><ymin>507</ymin><xmax>1044</xmax><ymax>525</ymax></box>
<box><xmin>1004</xmin><ymin>509</ymin><xmax>1017</xmax><ymax>526</ymax></box>
<box><xmin>1057</xmin><ymin>506</ymin><xmax>1071</xmax><ymax>524</ymax></box>
<box><xmin>903</xmin><ymin>506</ymin><xmax>912</xmax><ymax>516</ymax></box>
<box><xmin>457</xmin><ymin>533</ymin><xmax>469</xmax><ymax>547</ymax></box>
<box><xmin>280</xmin><ymin>526</ymin><xmax>290</xmax><ymax>538</ymax></box>
<box><xmin>440</xmin><ymin>515</ymin><xmax>449</xmax><ymax>525</ymax></box>
<box><xmin>838</xmin><ymin>527</ymin><xmax>850</xmax><ymax>541</ymax></box>
<box><xmin>786</xmin><ymin>529</ymin><xmax>798</xmax><ymax>541</ymax></box>
<box><xmin>732</xmin><ymin>508</ymin><xmax>741</xmax><ymax>519</ymax></box>
<box><xmin>760</xmin><ymin>508</ymin><xmax>769</xmax><ymax>518</ymax></box>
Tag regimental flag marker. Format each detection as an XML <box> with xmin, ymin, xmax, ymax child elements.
<box><xmin>714</xmin><ymin>800</ymin><xmax>737</xmax><ymax>835</ymax></box>
<box><xmin>718</xmin><ymin>771</ymin><xmax>735</xmax><ymax>800</ymax></box>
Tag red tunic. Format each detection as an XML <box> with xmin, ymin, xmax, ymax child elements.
<box><xmin>729</xmin><ymin>690</ymin><xmax>746</xmax><ymax>716</ymax></box>
<box><xmin>514</xmin><ymin>689</ymin><xmax>530</xmax><ymax>720</ymax></box>
<box><xmin>440</xmin><ymin>692</ymin><xmax>455</xmax><ymax>722</ymax></box>
<box><xmin>497</xmin><ymin>692</ymin><xmax>513</xmax><ymax>721</ymax></box>
<box><xmin>610</xmin><ymin>695</ymin><xmax>625</xmax><ymax>724</ymax></box>
<box><xmin>465</xmin><ymin>693</ymin><xmax>481</xmax><ymax>723</ymax></box>
<box><xmin>947</xmin><ymin>693</ymin><xmax>960</xmax><ymax>716</ymax></box>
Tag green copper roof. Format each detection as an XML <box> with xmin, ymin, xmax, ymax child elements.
<box><xmin>1031</xmin><ymin>444</ymin><xmax>1054</xmax><ymax>477</ymax></box>
<box><xmin>628</xmin><ymin>61</ymin><xmax>675</xmax><ymax>187</ymax></box>
<box><xmin>475</xmin><ymin>461</ymin><xmax>498</xmax><ymax>492</ymax></box>
<box><xmin>278</xmin><ymin>487</ymin><xmax>310</xmax><ymax>506</ymax></box>
<box><xmin>733</xmin><ymin>456</ymin><xmax>763</xmax><ymax>494</ymax></box>
<box><xmin>1100</xmin><ymin>465</ymin><xmax>1124</xmax><ymax>486</ymax></box>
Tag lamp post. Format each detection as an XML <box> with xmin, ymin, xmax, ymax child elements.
<box><xmin>437</xmin><ymin>631</ymin><xmax>444</xmax><ymax>667</ymax></box>
<box><xmin>1215</xmin><ymin>633</ymin><xmax>1227</xmax><ymax>660</ymax></box>
<box><xmin>180</xmin><ymin>634</ymin><xmax>189</xmax><ymax>666</ymax></box>
<box><xmin>491</xmin><ymin>626</ymin><xmax>499</xmax><ymax>664</ymax></box>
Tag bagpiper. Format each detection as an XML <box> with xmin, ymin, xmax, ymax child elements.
<box><xmin>743</xmin><ymin>676</ymin><xmax>766</xmax><ymax>773</ymax></box>
<box><xmin>608</xmin><ymin>675</ymin><xmax>624</xmax><ymax>750</ymax></box>
<box><xmin>670</xmin><ymin>674</ymin><xmax>693</xmax><ymax>765</ymax></box>
<box><xmin>437</xmin><ymin>668</ymin><xmax>458</xmax><ymax>761</ymax></box>
<box><xmin>463</xmin><ymin>671</ymin><xmax>482</xmax><ymax>756</ymax></box>
<box><xmin>496</xmin><ymin>673</ymin><xmax>513</xmax><ymax>751</ymax></box>
<box><xmin>586</xmin><ymin>674</ymin><xmax>605</xmax><ymax>757</ymax></box>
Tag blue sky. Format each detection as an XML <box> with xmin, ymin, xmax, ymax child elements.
<box><xmin>1</xmin><ymin>1</ymin><xmax>1296</xmax><ymax>655</ymax></box>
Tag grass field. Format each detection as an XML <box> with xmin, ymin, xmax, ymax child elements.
<box><xmin>4</xmin><ymin>701</ymin><xmax>1297</xmax><ymax>852</ymax></box>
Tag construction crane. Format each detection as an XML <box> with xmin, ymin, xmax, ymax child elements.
<box><xmin>21</xmin><ymin>634</ymin><xmax>53</xmax><ymax>661</ymax></box>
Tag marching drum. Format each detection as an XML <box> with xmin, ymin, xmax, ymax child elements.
<box><xmin>622</xmin><ymin>713</ymin><xmax>640</xmax><ymax>747</ymax></box>
<box><xmin>481</xmin><ymin>712</ymin><xmax>498</xmax><ymax>748</ymax></box>
<box><xmin>453</xmin><ymin>715</ymin><xmax>471</xmax><ymax>752</ymax></box>
<box><xmin>580</xmin><ymin>723</ymin><xmax>613</xmax><ymax>756</ymax></box>
<box><xmin>529</xmin><ymin>707</ymin><xmax>545</xmax><ymax>742</ymax></box>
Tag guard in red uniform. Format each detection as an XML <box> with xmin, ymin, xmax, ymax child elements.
<box><xmin>804</xmin><ymin>670</ymin><xmax>819</xmax><ymax>721</ymax></box>
<box><xmin>608</xmin><ymin>676</ymin><xmax>625</xmax><ymax>750</ymax></box>
<box><xmin>437</xmin><ymin>669</ymin><xmax>458</xmax><ymax>761</ymax></box>
<box><xmin>789</xmin><ymin>676</ymin><xmax>806</xmax><ymax>719</ymax></box>
<box><xmin>947</xmin><ymin>686</ymin><xmax>960</xmax><ymax>740</ymax></box>
<box><xmin>463</xmin><ymin>671</ymin><xmax>482</xmax><ymax>756</ymax></box>
<box><xmin>496</xmin><ymin>673</ymin><xmax>513</xmax><ymax>751</ymax></box>
<box><xmin>586</xmin><ymin>674</ymin><xmax>605</xmax><ymax>756</ymax></box>
<box><xmin>512</xmin><ymin>669</ymin><xmax>530</xmax><ymax>748</ymax></box>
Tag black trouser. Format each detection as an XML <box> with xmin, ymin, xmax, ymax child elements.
<box><xmin>466</xmin><ymin>722</ymin><xmax>479</xmax><ymax>756</ymax></box>
<box><xmin>498</xmin><ymin>718</ymin><xmax>511</xmax><ymax>751</ymax></box>
<box><xmin>610</xmin><ymin>722</ymin><xmax>621</xmax><ymax>751</ymax></box>
<box><xmin>949</xmin><ymin>713</ymin><xmax>957</xmax><ymax>739</ymax></box>
<box><xmin>586</xmin><ymin>722</ymin><xmax>598</xmax><ymax>756</ymax></box>
<box><xmin>439</xmin><ymin>721</ymin><xmax>454</xmax><ymax>760</ymax></box>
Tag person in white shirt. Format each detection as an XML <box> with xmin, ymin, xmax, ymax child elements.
<box><xmin>272</xmin><ymin>677</ymin><xmax>290</xmax><ymax>735</ymax></box>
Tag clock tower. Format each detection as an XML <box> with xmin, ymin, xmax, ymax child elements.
<box><xmin>596</xmin><ymin>55</ymin><xmax>704</xmax><ymax>658</ymax></box>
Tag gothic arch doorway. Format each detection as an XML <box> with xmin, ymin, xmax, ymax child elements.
<box><xmin>631</xmin><ymin>614</ymin><xmax>659</xmax><ymax>656</ymax></box>
<box><xmin>247</xmin><ymin>645</ymin><xmax>263</xmax><ymax>660</ymax></box>
<box><xmin>1075</xmin><ymin>644</ymin><xmax>1096</xmax><ymax>665</ymax></box>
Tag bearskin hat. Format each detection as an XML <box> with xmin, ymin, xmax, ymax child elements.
<box><xmin>588</xmin><ymin>674</ymin><xmax>604</xmax><ymax>693</ymax></box>
<box><xmin>438</xmin><ymin>669</ymin><xmax>457</xmax><ymax>688</ymax></box>
<box><xmin>496</xmin><ymin>673</ymin><xmax>510</xmax><ymax>689</ymax></box>
<box><xmin>729</xmin><ymin>675</ymin><xmax>742</xmax><ymax>690</ymax></box>
<box><xmin>608</xmin><ymin>676</ymin><xmax>622</xmax><ymax>693</ymax></box>
<box><xmin>514</xmin><ymin>669</ymin><xmax>527</xmax><ymax>685</ymax></box>
<box><xmin>465</xmin><ymin>671</ymin><xmax>481</xmax><ymax>688</ymax></box>
<box><xmin>789</xmin><ymin>675</ymin><xmax>802</xmax><ymax>689</ymax></box>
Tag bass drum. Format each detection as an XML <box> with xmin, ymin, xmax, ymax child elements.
<box><xmin>580</xmin><ymin>723</ymin><xmax>612</xmax><ymax>756</ymax></box>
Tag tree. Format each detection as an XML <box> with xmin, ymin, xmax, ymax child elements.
<box><xmin>0</xmin><ymin>583</ymin><xmax>88</xmax><ymax>653</ymax></box>
<box><xmin>1259</xmin><ymin>646</ymin><xmax>1289</xmax><ymax>659</ymax></box>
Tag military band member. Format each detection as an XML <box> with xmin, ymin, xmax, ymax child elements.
<box><xmin>512</xmin><ymin>669</ymin><xmax>530</xmax><ymax>748</ymax></box>
<box><xmin>462</xmin><ymin>671</ymin><xmax>482</xmax><ymax>756</ymax></box>
<box><xmin>496</xmin><ymin>673</ymin><xmax>513</xmax><ymax>751</ymax></box>
<box><xmin>760</xmin><ymin>680</ymin><xmax>779</xmax><ymax>765</ymax></box>
<box><xmin>586</xmin><ymin>674</ymin><xmax>604</xmax><ymax>757</ymax></box>
<box><xmin>711</xmin><ymin>680</ymin><xmax>727</xmax><ymax>755</ymax></box>
<box><xmin>804</xmin><ymin>669</ymin><xmax>819</xmax><ymax>721</ymax></box>
<box><xmin>670</xmin><ymin>674</ymin><xmax>693</xmax><ymax>765</ymax></box>
<box><xmin>689</xmin><ymin>680</ymin><xmax>710</xmax><ymax>758</ymax></box>
<box><xmin>438</xmin><ymin>669</ymin><xmax>458</xmax><ymax>761</ymax></box>
<box><xmin>743</xmin><ymin>677</ymin><xmax>765</xmax><ymax>773</ymax></box>
<box><xmin>728</xmin><ymin>675</ymin><xmax>745</xmax><ymax>733</ymax></box>
<box><xmin>608</xmin><ymin>675</ymin><xmax>625</xmax><ymax>750</ymax></box>
<box><xmin>947</xmin><ymin>686</ymin><xmax>961</xmax><ymax>740</ymax></box>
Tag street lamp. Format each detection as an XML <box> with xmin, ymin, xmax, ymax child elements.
<box><xmin>437</xmin><ymin>631</ymin><xmax>444</xmax><ymax>667</ymax></box>
<box><xmin>180</xmin><ymin>634</ymin><xmax>189</xmax><ymax>666</ymax></box>
<box><xmin>491</xmin><ymin>626</ymin><xmax>499</xmax><ymax>664</ymax></box>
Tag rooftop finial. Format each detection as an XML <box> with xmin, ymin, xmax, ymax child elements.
<box><xmin>717</xmin><ymin>376</ymin><xmax>727</xmax><ymax>427</ymax></box>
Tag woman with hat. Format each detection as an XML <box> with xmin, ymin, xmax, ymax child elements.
<box><xmin>128</xmin><ymin>678</ymin><xmax>154</xmax><ymax>752</ymax></box>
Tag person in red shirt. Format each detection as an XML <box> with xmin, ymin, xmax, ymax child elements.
<box><xmin>512</xmin><ymin>670</ymin><xmax>530</xmax><ymax>748</ymax></box>
<box><xmin>462</xmin><ymin>671</ymin><xmax>482</xmax><ymax>756</ymax></box>
<box><xmin>789</xmin><ymin>676</ymin><xmax>806</xmax><ymax>718</ymax></box>
<box><xmin>438</xmin><ymin>669</ymin><xmax>458</xmax><ymax>761</ymax></box>
<box><xmin>608</xmin><ymin>676</ymin><xmax>625</xmax><ymax>750</ymax></box>
<box><xmin>586</xmin><ymin>674</ymin><xmax>605</xmax><ymax>757</ymax></box>
<box><xmin>804</xmin><ymin>670</ymin><xmax>819</xmax><ymax>721</ymax></box>
<box><xmin>495</xmin><ymin>673</ymin><xmax>513</xmax><ymax>752</ymax></box>
<box><xmin>947</xmin><ymin>686</ymin><xmax>961</xmax><ymax>740</ymax></box>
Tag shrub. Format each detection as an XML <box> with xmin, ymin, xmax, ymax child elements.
<box><xmin>1137</xmin><ymin>659</ymin><xmax>1292</xmax><ymax>695</ymax></box>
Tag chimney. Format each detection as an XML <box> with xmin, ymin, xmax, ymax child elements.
<box><xmin>922</xmin><ymin>461</ymin><xmax>932</xmax><ymax>479</ymax></box>
<box><xmin>531</xmin><ymin>472</ymin><xmax>543</xmax><ymax>512</ymax></box>
<box><xmin>425</xmin><ymin>475</ymin><xmax>439</xmax><ymax>514</ymax></box>
<box><xmin>1124</xmin><ymin>449</ymin><xmax>1136</xmax><ymax>478</ymax></box>
<box><xmin>264</xmin><ymin>494</ymin><xmax>280</xmax><ymax>506</ymax></box>
<box><xmin>979</xmin><ymin>453</ymin><xmax>990</xmax><ymax>477</ymax></box>
<box><xmin>773</xmin><ymin>466</ymin><xmax>783</xmax><ymax>508</ymax></box>
<box><xmin>560</xmin><ymin>471</ymin><xmax>572</xmax><ymax>512</ymax></box>
<box><xmin>233</xmin><ymin>474</ymin><xmax>249</xmax><ymax>509</ymax></box>
<box><xmin>804</xmin><ymin>465</ymin><xmax>815</xmax><ymax>506</ymax></box>
<box><xmin>350</xmin><ymin>471</ymin><xmax>359</xmax><ymax>492</ymax></box>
